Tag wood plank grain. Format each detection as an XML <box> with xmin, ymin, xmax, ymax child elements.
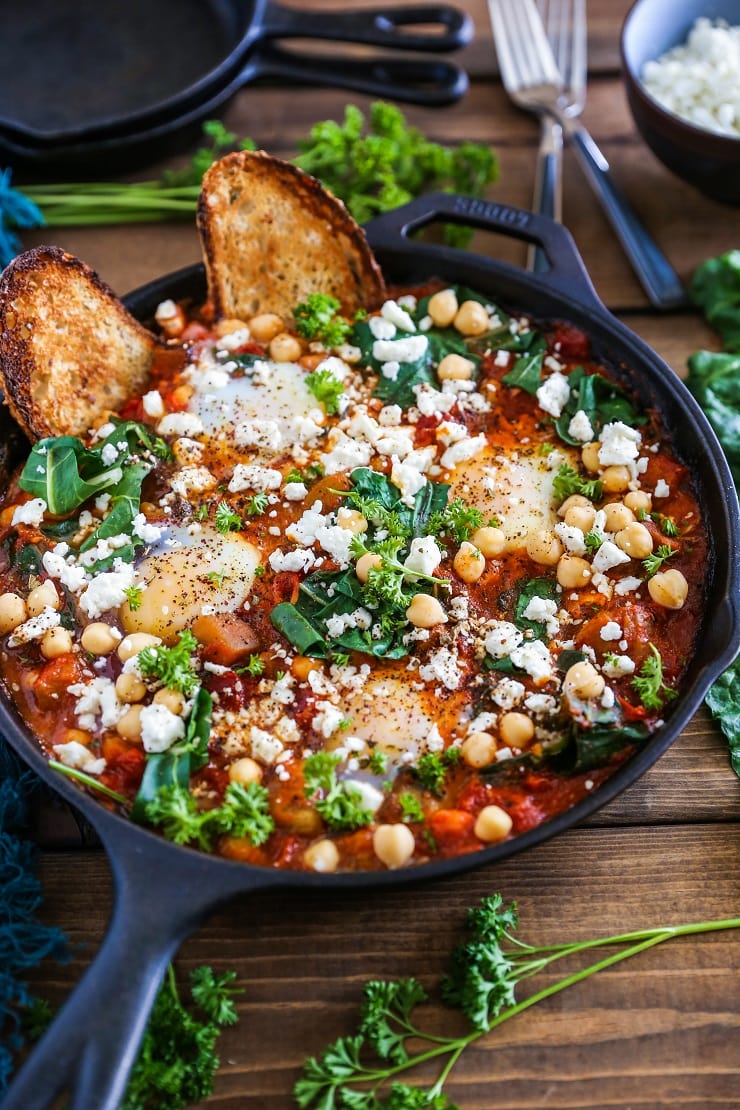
<box><xmin>27</xmin><ymin>825</ymin><xmax>740</xmax><ymax>1109</ymax></box>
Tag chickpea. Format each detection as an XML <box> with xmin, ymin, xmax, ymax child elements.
<box><xmin>474</xmin><ymin>805</ymin><xmax>513</xmax><ymax>843</ymax></box>
<box><xmin>601</xmin><ymin>465</ymin><xmax>632</xmax><ymax>493</ymax></box>
<box><xmin>499</xmin><ymin>712</ymin><xmax>535</xmax><ymax>747</ymax></box>
<box><xmin>337</xmin><ymin>507</ymin><xmax>368</xmax><ymax>535</ymax></box>
<box><xmin>427</xmin><ymin>289</ymin><xmax>459</xmax><ymax>328</ymax></box>
<box><xmin>304</xmin><ymin>838</ymin><xmax>340</xmax><ymax>873</ymax></box>
<box><xmin>115</xmin><ymin>672</ymin><xmax>147</xmax><ymax>703</ymax></box>
<box><xmin>214</xmin><ymin>317</ymin><xmax>250</xmax><ymax>338</ymax></box>
<box><xmin>116</xmin><ymin>704</ymin><xmax>143</xmax><ymax>741</ymax></box>
<box><xmin>291</xmin><ymin>655</ymin><xmax>321</xmax><ymax>682</ymax></box>
<box><xmin>228</xmin><ymin>757</ymin><xmax>263</xmax><ymax>785</ymax></box>
<box><xmin>269</xmin><ymin>332</ymin><xmax>303</xmax><ymax>363</ymax></box>
<box><xmin>355</xmin><ymin>552</ymin><xmax>383</xmax><ymax>583</ymax></box>
<box><xmin>453</xmin><ymin>541</ymin><xmax>485</xmax><ymax>583</ymax></box>
<box><xmin>27</xmin><ymin>580</ymin><xmax>60</xmax><ymax>617</ymax></box>
<box><xmin>615</xmin><ymin>521</ymin><xmax>654</xmax><ymax>558</ymax></box>
<box><xmin>248</xmin><ymin>313</ymin><xmax>283</xmax><ymax>342</ymax></box>
<box><xmin>437</xmin><ymin>353</ymin><xmax>475</xmax><ymax>381</ymax></box>
<box><xmin>40</xmin><ymin>627</ymin><xmax>73</xmax><ymax>659</ymax></box>
<box><xmin>373</xmin><ymin>823</ymin><xmax>415</xmax><ymax>869</ymax></box>
<box><xmin>0</xmin><ymin>592</ymin><xmax>27</xmax><ymax>634</ymax></box>
<box><xmin>525</xmin><ymin>529</ymin><xmax>564</xmax><ymax>567</ymax></box>
<box><xmin>581</xmin><ymin>442</ymin><xmax>602</xmax><ymax>473</ymax></box>
<box><xmin>153</xmin><ymin>688</ymin><xmax>186</xmax><ymax>715</ymax></box>
<box><xmin>81</xmin><ymin>622</ymin><xmax>120</xmax><ymax>655</ymax></box>
<box><xmin>624</xmin><ymin>490</ymin><xmax>652</xmax><ymax>513</ymax></box>
<box><xmin>558</xmin><ymin>494</ymin><xmax>593</xmax><ymax>518</ymax></box>
<box><xmin>61</xmin><ymin>728</ymin><xmax>92</xmax><ymax>747</ymax></box>
<box><xmin>557</xmin><ymin>554</ymin><xmax>592</xmax><ymax>589</ymax></box>
<box><xmin>299</xmin><ymin>352</ymin><xmax>327</xmax><ymax>371</ymax></box>
<box><xmin>461</xmin><ymin>731</ymin><xmax>497</xmax><ymax>768</ymax></box>
<box><xmin>563</xmin><ymin>660</ymin><xmax>605</xmax><ymax>700</ymax></box>
<box><xmin>170</xmin><ymin>384</ymin><xmax>193</xmax><ymax>409</ymax></box>
<box><xmin>406</xmin><ymin>593</ymin><xmax>448</xmax><ymax>629</ymax></box>
<box><xmin>453</xmin><ymin>299</ymin><xmax>489</xmax><ymax>336</ymax></box>
<box><xmin>564</xmin><ymin>505</ymin><xmax>596</xmax><ymax>532</ymax></box>
<box><xmin>648</xmin><ymin>568</ymin><xmax>688</xmax><ymax>610</ymax></box>
<box><xmin>471</xmin><ymin>526</ymin><xmax>506</xmax><ymax>558</ymax></box>
<box><xmin>603</xmin><ymin>502</ymin><xmax>635</xmax><ymax>532</ymax></box>
<box><xmin>118</xmin><ymin>632</ymin><xmax>161</xmax><ymax>662</ymax></box>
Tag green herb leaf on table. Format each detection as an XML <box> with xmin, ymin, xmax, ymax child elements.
<box><xmin>294</xmin><ymin>894</ymin><xmax>740</xmax><ymax>1108</ymax></box>
<box><xmin>690</xmin><ymin>249</ymin><xmax>740</xmax><ymax>352</ymax></box>
<box><xmin>705</xmin><ymin>659</ymin><xmax>740</xmax><ymax>775</ymax></box>
<box><xmin>686</xmin><ymin>350</ymin><xmax>740</xmax><ymax>485</ymax></box>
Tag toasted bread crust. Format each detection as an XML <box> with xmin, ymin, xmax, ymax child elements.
<box><xmin>197</xmin><ymin>150</ymin><xmax>386</xmax><ymax>322</ymax></box>
<box><xmin>0</xmin><ymin>246</ymin><xmax>158</xmax><ymax>441</ymax></box>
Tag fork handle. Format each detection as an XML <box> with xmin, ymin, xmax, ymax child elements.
<box><xmin>564</xmin><ymin>119</ymin><xmax>687</xmax><ymax>309</ymax></box>
<box><xmin>528</xmin><ymin>116</ymin><xmax>563</xmax><ymax>274</ymax></box>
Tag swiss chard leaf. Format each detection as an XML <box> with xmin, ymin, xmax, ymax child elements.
<box><xmin>78</xmin><ymin>462</ymin><xmax>151</xmax><ymax>568</ymax></box>
<box><xmin>705</xmin><ymin>658</ymin><xmax>740</xmax><ymax>776</ymax></box>
<box><xmin>553</xmin><ymin>366</ymin><xmax>645</xmax><ymax>446</ymax></box>
<box><xmin>501</xmin><ymin>333</ymin><xmax>547</xmax><ymax>395</ymax></box>
<box><xmin>690</xmin><ymin>249</ymin><xmax>740</xmax><ymax>352</ymax></box>
<box><xmin>686</xmin><ymin>350</ymin><xmax>740</xmax><ymax>484</ymax></box>
<box><xmin>374</xmin><ymin>357</ymin><xmax>438</xmax><ymax>409</ymax></box>
<box><xmin>514</xmin><ymin>577</ymin><xmax>560</xmax><ymax>641</ymax></box>
<box><xmin>131</xmin><ymin>687</ymin><xmax>213</xmax><ymax>819</ymax></box>
<box><xmin>562</xmin><ymin>694</ymin><xmax>650</xmax><ymax>771</ymax></box>
<box><xmin>20</xmin><ymin>437</ymin><xmax>123</xmax><ymax>515</ymax></box>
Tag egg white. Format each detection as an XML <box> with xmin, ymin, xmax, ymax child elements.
<box><xmin>120</xmin><ymin>523</ymin><xmax>260</xmax><ymax>643</ymax></box>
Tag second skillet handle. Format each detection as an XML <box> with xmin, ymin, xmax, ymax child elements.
<box><xmin>260</xmin><ymin>2</ymin><xmax>473</xmax><ymax>52</ymax></box>
<box><xmin>244</xmin><ymin>43</ymin><xmax>468</xmax><ymax>106</ymax></box>
<box><xmin>364</xmin><ymin>190</ymin><xmax>604</xmax><ymax>312</ymax></box>
<box><xmin>2</xmin><ymin>832</ymin><xmax>263</xmax><ymax>1110</ymax></box>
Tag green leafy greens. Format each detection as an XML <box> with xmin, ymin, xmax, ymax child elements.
<box><xmin>295</xmin><ymin>894</ymin><xmax>740</xmax><ymax>1108</ymax></box>
<box><xmin>551</xmin><ymin>365</ymin><xmax>645</xmax><ymax>446</ymax></box>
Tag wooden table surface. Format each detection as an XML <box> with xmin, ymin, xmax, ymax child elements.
<box><xmin>19</xmin><ymin>1</ymin><xmax>739</xmax><ymax>1107</ymax></box>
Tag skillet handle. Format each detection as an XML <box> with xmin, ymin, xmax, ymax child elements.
<box><xmin>2</xmin><ymin>831</ymin><xmax>261</xmax><ymax>1110</ymax></box>
<box><xmin>259</xmin><ymin>2</ymin><xmax>472</xmax><ymax>52</ymax></box>
<box><xmin>243</xmin><ymin>43</ymin><xmax>468</xmax><ymax>106</ymax></box>
<box><xmin>363</xmin><ymin>191</ymin><xmax>604</xmax><ymax>312</ymax></box>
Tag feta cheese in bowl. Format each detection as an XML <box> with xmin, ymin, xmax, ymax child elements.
<box><xmin>621</xmin><ymin>0</ymin><xmax>740</xmax><ymax>204</ymax></box>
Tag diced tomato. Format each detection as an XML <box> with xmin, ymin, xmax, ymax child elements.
<box><xmin>100</xmin><ymin>747</ymin><xmax>146</xmax><ymax>795</ymax></box>
<box><xmin>203</xmin><ymin>670</ymin><xmax>247</xmax><ymax>712</ymax></box>
<box><xmin>218</xmin><ymin>835</ymin><xmax>267</xmax><ymax>865</ymax></box>
<box><xmin>428</xmin><ymin>809</ymin><xmax>477</xmax><ymax>856</ymax></box>
<box><xmin>271</xmin><ymin>572</ymin><xmax>301</xmax><ymax>605</ymax></box>
<box><xmin>550</xmin><ymin>322</ymin><xmax>590</xmax><ymax>360</ymax></box>
<box><xmin>180</xmin><ymin>322</ymin><xmax>210</xmax><ymax>342</ymax></box>
<box><xmin>34</xmin><ymin>655</ymin><xmax>87</xmax><ymax>710</ymax></box>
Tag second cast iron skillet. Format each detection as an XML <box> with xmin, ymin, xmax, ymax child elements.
<box><xmin>2</xmin><ymin>195</ymin><xmax>739</xmax><ymax>1110</ymax></box>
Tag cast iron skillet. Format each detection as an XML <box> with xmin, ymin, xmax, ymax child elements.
<box><xmin>3</xmin><ymin>195</ymin><xmax>739</xmax><ymax>1110</ymax></box>
<box><xmin>0</xmin><ymin>0</ymin><xmax>471</xmax><ymax>172</ymax></box>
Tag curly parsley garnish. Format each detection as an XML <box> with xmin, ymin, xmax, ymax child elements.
<box><xmin>137</xmin><ymin>629</ymin><xmax>200</xmax><ymax>696</ymax></box>
<box><xmin>426</xmin><ymin>498</ymin><xmax>484</xmax><ymax>544</ymax></box>
<box><xmin>631</xmin><ymin>643</ymin><xmax>677</xmax><ymax>710</ymax></box>
<box><xmin>303</xmin><ymin>751</ymin><xmax>373</xmax><ymax>831</ymax></box>
<box><xmin>123</xmin><ymin>583</ymin><xmax>144</xmax><ymax>611</ymax></box>
<box><xmin>305</xmin><ymin>367</ymin><xmax>345</xmax><ymax>415</ymax></box>
<box><xmin>245</xmin><ymin>492</ymin><xmax>269</xmax><ymax>517</ymax></box>
<box><xmin>143</xmin><ymin>781</ymin><xmax>274</xmax><ymax>850</ymax></box>
<box><xmin>642</xmin><ymin>544</ymin><xmax>676</xmax><ymax>578</ymax></box>
<box><xmin>214</xmin><ymin>501</ymin><xmax>242</xmax><ymax>534</ymax></box>
<box><xmin>552</xmin><ymin>463</ymin><xmax>603</xmax><ymax>503</ymax></box>
<box><xmin>294</xmin><ymin>293</ymin><xmax>352</xmax><ymax>348</ymax></box>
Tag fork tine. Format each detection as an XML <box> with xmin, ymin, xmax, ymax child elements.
<box><xmin>517</xmin><ymin>0</ymin><xmax>561</xmax><ymax>86</ymax></box>
<box><xmin>490</xmin><ymin>0</ymin><xmax>561</xmax><ymax>90</ymax></box>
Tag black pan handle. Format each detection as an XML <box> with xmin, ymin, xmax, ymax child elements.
<box><xmin>2</xmin><ymin>829</ymin><xmax>268</xmax><ymax>1110</ymax></box>
<box><xmin>243</xmin><ymin>43</ymin><xmax>468</xmax><ymax>106</ymax></box>
<box><xmin>259</xmin><ymin>2</ymin><xmax>472</xmax><ymax>52</ymax></box>
<box><xmin>363</xmin><ymin>191</ymin><xmax>604</xmax><ymax>312</ymax></box>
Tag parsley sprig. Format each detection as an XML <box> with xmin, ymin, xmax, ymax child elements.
<box><xmin>304</xmin><ymin>752</ymin><xmax>373</xmax><ymax>831</ymax></box>
<box><xmin>143</xmin><ymin>781</ymin><xmax>275</xmax><ymax>851</ymax></box>
<box><xmin>214</xmin><ymin>501</ymin><xmax>242</xmax><ymax>534</ymax></box>
<box><xmin>552</xmin><ymin>464</ymin><xmax>603</xmax><ymax>504</ymax></box>
<box><xmin>642</xmin><ymin>544</ymin><xmax>676</xmax><ymax>578</ymax></box>
<box><xmin>294</xmin><ymin>293</ymin><xmax>352</xmax><ymax>348</ymax></box>
<box><xmin>305</xmin><ymin>366</ymin><xmax>346</xmax><ymax>414</ymax></box>
<box><xmin>426</xmin><ymin>498</ymin><xmax>484</xmax><ymax>545</ymax></box>
<box><xmin>138</xmin><ymin>629</ymin><xmax>200</xmax><ymax>697</ymax></box>
<box><xmin>295</xmin><ymin>895</ymin><xmax>740</xmax><ymax>1108</ymax></box>
<box><xmin>631</xmin><ymin>643</ymin><xmax>677</xmax><ymax>710</ymax></box>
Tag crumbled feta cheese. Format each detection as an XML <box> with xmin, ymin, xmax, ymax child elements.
<box><xmin>218</xmin><ymin>328</ymin><xmax>251</xmax><ymax>350</ymax></box>
<box><xmin>412</xmin><ymin>383</ymin><xmax>456</xmax><ymax>417</ymax></box>
<box><xmin>494</xmin><ymin>349</ymin><xmax>510</xmax><ymax>367</ymax></box>
<box><xmin>484</xmin><ymin>621</ymin><xmax>524</xmax><ymax>659</ymax></box>
<box><xmin>378</xmin><ymin>405</ymin><xmax>402</xmax><ymax>427</ymax></box>
<box><xmin>11</xmin><ymin>498</ymin><xmax>47</xmax><ymax>527</ymax></box>
<box><xmin>284</xmin><ymin>481</ymin><xmax>308</xmax><ymax>502</ymax></box>
<box><xmin>369</xmin><ymin>315</ymin><xmax>396</xmax><ymax>341</ymax></box>
<box><xmin>524</xmin><ymin>693</ymin><xmax>558</xmax><ymax>715</ymax></box>
<box><xmin>600</xmin><ymin>621</ymin><xmax>623</xmax><ymax>642</ymax></box>
<box><xmin>592</xmin><ymin>541</ymin><xmax>631</xmax><ymax>574</ymax></box>
<box><xmin>69</xmin><ymin>676</ymin><xmax>124</xmax><ymax>731</ymax></box>
<box><xmin>567</xmin><ymin>409</ymin><xmax>595</xmax><ymax>443</ymax></box>
<box><xmin>100</xmin><ymin>442</ymin><xmax>119</xmax><ymax>466</ymax></box>
<box><xmin>403</xmin><ymin>536</ymin><xmax>443</xmax><ymax>578</ymax></box>
<box><xmin>293</xmin><ymin>411</ymin><xmax>324</xmax><ymax>442</ymax></box>
<box><xmin>313</xmin><ymin>701</ymin><xmax>345</xmax><ymax>738</ymax></box>
<box><xmin>509</xmin><ymin>640</ymin><xmax>554</xmax><ymax>682</ymax></box>
<box><xmin>142</xmin><ymin>390</ymin><xmax>164</xmax><ymax>418</ymax></box>
<box><xmin>440</xmin><ymin>434</ymin><xmax>487</xmax><ymax>470</ymax></box>
<box><xmin>132</xmin><ymin>514</ymin><xmax>162</xmax><ymax>545</ymax></box>
<box><xmin>42</xmin><ymin>546</ymin><xmax>89</xmax><ymax>593</ymax></box>
<box><xmin>316</xmin><ymin>523</ymin><xmax>355</xmax><ymax>567</ymax></box>
<box><xmin>602</xmin><ymin>653</ymin><xmax>636</xmax><ymax>678</ymax></box>
<box><xmin>601</xmin><ymin>686</ymin><xmax>615</xmax><ymax>709</ymax></box>
<box><xmin>8</xmin><ymin>606</ymin><xmax>61</xmax><ymax>647</ymax></box>
<box><xmin>139</xmin><ymin>703</ymin><xmax>186</xmax><ymax>753</ymax></box>
<box><xmin>345</xmin><ymin>779</ymin><xmax>384</xmax><ymax>813</ymax></box>
<box><xmin>79</xmin><ymin>559</ymin><xmax>136</xmax><ymax>619</ymax></box>
<box><xmin>654</xmin><ymin>478</ymin><xmax>670</xmax><ymax>498</ymax></box>
<box><xmin>373</xmin><ymin>334</ymin><xmax>428</xmax><ymax>365</ymax></box>
<box><xmin>250</xmin><ymin>726</ymin><xmax>284</xmax><ymax>764</ymax></box>
<box><xmin>380</xmin><ymin>360</ymin><xmax>400</xmax><ymax>381</ymax></box>
<box><xmin>381</xmin><ymin>299</ymin><xmax>416</xmax><ymax>332</ymax></box>
<box><xmin>52</xmin><ymin>741</ymin><xmax>106</xmax><ymax>776</ymax></box>
<box><xmin>426</xmin><ymin>724</ymin><xmax>445</xmax><ymax>752</ymax></box>
<box><xmin>268</xmin><ymin>547</ymin><xmax>315</xmax><ymax>573</ymax></box>
<box><xmin>491</xmin><ymin>678</ymin><xmax>526</xmax><ymax>709</ymax></box>
<box><xmin>228</xmin><ymin>464</ymin><xmax>282</xmax><ymax>493</ymax></box>
<box><xmin>171</xmin><ymin>466</ymin><xmax>217</xmax><ymax>497</ymax></box>
<box><xmin>390</xmin><ymin>456</ymin><xmax>427</xmax><ymax>507</ymax></box>
<box><xmin>554</xmin><ymin>521</ymin><xmax>587</xmax><ymax>555</ymax></box>
<box><xmin>325</xmin><ymin>608</ymin><xmax>372</xmax><ymax>638</ymax></box>
<box><xmin>536</xmin><ymin>372</ymin><xmax>571</xmax><ymax>417</ymax></box>
<box><xmin>157</xmin><ymin>412</ymin><xmax>204</xmax><ymax>438</ymax></box>
<box><xmin>271</xmin><ymin>673</ymin><xmax>296</xmax><ymax>705</ymax></box>
<box><xmin>234</xmin><ymin>419</ymin><xmax>282</xmax><ymax>451</ymax></box>
<box><xmin>522</xmin><ymin>596</ymin><xmax>560</xmax><ymax>637</ymax></box>
<box><xmin>614</xmin><ymin>576</ymin><xmax>643</xmax><ymax>596</ymax></box>
<box><xmin>597</xmin><ymin>421</ymin><xmax>641</xmax><ymax>466</ymax></box>
<box><xmin>374</xmin><ymin>426</ymin><xmax>415</xmax><ymax>458</ymax></box>
<box><xmin>320</xmin><ymin>433</ymin><xmax>373</xmax><ymax>475</ymax></box>
<box><xmin>418</xmin><ymin>647</ymin><xmax>461</xmax><ymax>690</ymax></box>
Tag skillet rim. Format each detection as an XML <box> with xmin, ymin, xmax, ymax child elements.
<box><xmin>1</xmin><ymin>236</ymin><xmax>738</xmax><ymax>891</ymax></box>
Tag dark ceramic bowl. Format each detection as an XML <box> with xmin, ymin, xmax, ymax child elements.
<box><xmin>621</xmin><ymin>0</ymin><xmax>740</xmax><ymax>204</ymax></box>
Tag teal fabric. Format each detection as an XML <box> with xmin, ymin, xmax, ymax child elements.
<box><xmin>0</xmin><ymin>742</ymin><xmax>68</xmax><ymax>1090</ymax></box>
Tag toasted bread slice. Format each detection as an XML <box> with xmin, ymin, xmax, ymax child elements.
<box><xmin>197</xmin><ymin>150</ymin><xmax>385</xmax><ymax>322</ymax></box>
<box><xmin>0</xmin><ymin>246</ymin><xmax>158</xmax><ymax>441</ymax></box>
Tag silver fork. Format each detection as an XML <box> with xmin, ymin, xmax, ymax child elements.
<box><xmin>490</xmin><ymin>0</ymin><xmax>686</xmax><ymax>309</ymax></box>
